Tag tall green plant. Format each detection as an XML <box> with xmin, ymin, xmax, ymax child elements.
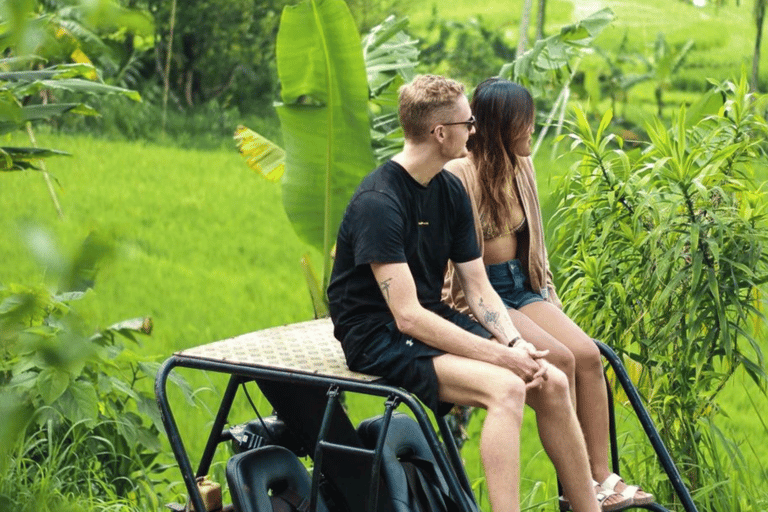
<box><xmin>275</xmin><ymin>0</ymin><xmax>375</xmax><ymax>288</ymax></box>
<box><xmin>0</xmin><ymin>227</ymin><xmax>182</xmax><ymax>509</ymax></box>
<box><xmin>498</xmin><ymin>7</ymin><xmax>614</xmax><ymax>158</ymax></box>
<box><xmin>553</xmin><ymin>73</ymin><xmax>768</xmax><ymax>508</ymax></box>
<box><xmin>753</xmin><ymin>0</ymin><xmax>767</xmax><ymax>92</ymax></box>
<box><xmin>0</xmin><ymin>0</ymin><xmax>144</xmax><ymax>217</ymax></box>
<box><xmin>235</xmin><ymin>9</ymin><xmax>418</xmax><ymax>316</ymax></box>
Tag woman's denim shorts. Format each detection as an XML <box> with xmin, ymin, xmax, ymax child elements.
<box><xmin>486</xmin><ymin>259</ymin><xmax>544</xmax><ymax>309</ymax></box>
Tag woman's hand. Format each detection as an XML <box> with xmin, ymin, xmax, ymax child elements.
<box><xmin>515</xmin><ymin>339</ymin><xmax>549</xmax><ymax>360</ymax></box>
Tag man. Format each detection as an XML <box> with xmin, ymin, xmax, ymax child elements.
<box><xmin>328</xmin><ymin>75</ymin><xmax>599</xmax><ymax>512</ymax></box>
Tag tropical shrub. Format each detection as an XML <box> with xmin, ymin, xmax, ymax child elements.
<box><xmin>0</xmin><ymin>227</ymin><xmax>178</xmax><ymax>511</ymax></box>
<box><xmin>552</xmin><ymin>73</ymin><xmax>768</xmax><ymax>509</ymax></box>
<box><xmin>0</xmin><ymin>0</ymin><xmax>143</xmax><ymax>218</ymax></box>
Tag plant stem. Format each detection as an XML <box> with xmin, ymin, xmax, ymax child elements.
<box><xmin>26</xmin><ymin>123</ymin><xmax>64</xmax><ymax>220</ymax></box>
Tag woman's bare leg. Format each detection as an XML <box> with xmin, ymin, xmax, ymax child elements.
<box><xmin>516</xmin><ymin>301</ymin><xmax>613</xmax><ymax>483</ymax></box>
<box><xmin>525</xmin><ymin>364</ymin><xmax>600</xmax><ymax>512</ymax></box>
<box><xmin>505</xmin><ymin>306</ymin><xmax>628</xmax><ymax>509</ymax></box>
<box><xmin>519</xmin><ymin>304</ymin><xmax>654</xmax><ymax>502</ymax></box>
<box><xmin>511</xmin><ymin>303</ymin><xmax>651</xmax><ymax>502</ymax></box>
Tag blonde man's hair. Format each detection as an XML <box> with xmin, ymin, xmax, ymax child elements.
<box><xmin>398</xmin><ymin>75</ymin><xmax>466</xmax><ymax>142</ymax></box>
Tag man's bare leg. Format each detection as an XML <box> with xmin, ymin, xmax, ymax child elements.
<box><xmin>434</xmin><ymin>353</ymin><xmax>527</xmax><ymax>512</ymax></box>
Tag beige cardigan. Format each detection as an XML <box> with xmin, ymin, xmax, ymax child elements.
<box><xmin>442</xmin><ymin>155</ymin><xmax>562</xmax><ymax>313</ymax></box>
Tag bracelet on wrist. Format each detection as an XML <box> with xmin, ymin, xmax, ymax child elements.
<box><xmin>507</xmin><ymin>336</ymin><xmax>522</xmax><ymax>347</ymax></box>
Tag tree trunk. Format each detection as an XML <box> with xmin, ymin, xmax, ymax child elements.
<box><xmin>753</xmin><ymin>0</ymin><xmax>766</xmax><ymax>92</ymax></box>
<box><xmin>536</xmin><ymin>0</ymin><xmax>546</xmax><ymax>41</ymax></box>
<box><xmin>185</xmin><ymin>69</ymin><xmax>194</xmax><ymax>107</ymax></box>
<box><xmin>518</xmin><ymin>0</ymin><xmax>534</xmax><ymax>56</ymax></box>
<box><xmin>162</xmin><ymin>0</ymin><xmax>177</xmax><ymax>133</ymax></box>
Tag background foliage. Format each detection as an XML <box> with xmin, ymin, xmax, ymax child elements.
<box><xmin>2</xmin><ymin>0</ymin><xmax>768</xmax><ymax>511</ymax></box>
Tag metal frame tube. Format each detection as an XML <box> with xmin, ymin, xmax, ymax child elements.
<box><xmin>596</xmin><ymin>341</ymin><xmax>699</xmax><ymax>512</ymax></box>
<box><xmin>197</xmin><ymin>375</ymin><xmax>243</xmax><ymax>477</ymax></box>
<box><xmin>155</xmin><ymin>357</ymin><xmax>208</xmax><ymax>512</ymax></box>
<box><xmin>155</xmin><ymin>355</ymin><xmax>481</xmax><ymax>512</ymax></box>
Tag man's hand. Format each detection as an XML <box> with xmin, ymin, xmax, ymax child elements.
<box><xmin>524</xmin><ymin>359</ymin><xmax>551</xmax><ymax>390</ymax></box>
<box><xmin>503</xmin><ymin>343</ymin><xmax>550</xmax><ymax>389</ymax></box>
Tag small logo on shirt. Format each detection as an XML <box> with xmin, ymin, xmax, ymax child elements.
<box><xmin>418</xmin><ymin>221</ymin><xmax>429</xmax><ymax>226</ymax></box>
<box><xmin>405</xmin><ymin>338</ymin><xmax>414</xmax><ymax>346</ymax></box>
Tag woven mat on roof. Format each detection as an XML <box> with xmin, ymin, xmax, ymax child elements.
<box><xmin>177</xmin><ymin>317</ymin><xmax>380</xmax><ymax>382</ymax></box>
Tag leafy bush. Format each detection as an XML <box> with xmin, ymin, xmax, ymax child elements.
<box><xmin>145</xmin><ymin>0</ymin><xmax>289</xmax><ymax>113</ymax></box>
<box><xmin>0</xmin><ymin>228</ymin><xmax>168</xmax><ymax>510</ymax></box>
<box><xmin>552</xmin><ymin>73</ymin><xmax>768</xmax><ymax>509</ymax></box>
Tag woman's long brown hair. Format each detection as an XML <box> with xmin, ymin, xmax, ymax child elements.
<box><xmin>468</xmin><ymin>78</ymin><xmax>534</xmax><ymax>234</ymax></box>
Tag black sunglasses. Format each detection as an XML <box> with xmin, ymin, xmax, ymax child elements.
<box><xmin>430</xmin><ymin>116</ymin><xmax>476</xmax><ymax>134</ymax></box>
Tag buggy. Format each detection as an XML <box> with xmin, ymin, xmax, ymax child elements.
<box><xmin>154</xmin><ymin>318</ymin><xmax>699</xmax><ymax>512</ymax></box>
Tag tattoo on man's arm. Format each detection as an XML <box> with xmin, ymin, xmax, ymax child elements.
<box><xmin>379</xmin><ymin>278</ymin><xmax>393</xmax><ymax>304</ymax></box>
<box><xmin>478</xmin><ymin>297</ymin><xmax>508</xmax><ymax>340</ymax></box>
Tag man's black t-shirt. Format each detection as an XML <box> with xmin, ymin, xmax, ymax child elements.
<box><xmin>327</xmin><ymin>160</ymin><xmax>481</xmax><ymax>363</ymax></box>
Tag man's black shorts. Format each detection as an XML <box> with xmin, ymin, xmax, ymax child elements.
<box><xmin>345</xmin><ymin>309</ymin><xmax>492</xmax><ymax>416</ymax></box>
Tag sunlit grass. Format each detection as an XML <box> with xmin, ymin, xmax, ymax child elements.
<box><xmin>1</xmin><ymin>131</ymin><xmax>318</xmax><ymax>505</ymax></box>
<box><xmin>1</xmin><ymin>420</ymin><xmax>146</xmax><ymax>512</ymax></box>
<box><xmin>0</xmin><ymin>132</ymin><xmax>316</xmax><ymax>348</ymax></box>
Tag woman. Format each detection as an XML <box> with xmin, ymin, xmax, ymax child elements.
<box><xmin>443</xmin><ymin>78</ymin><xmax>653</xmax><ymax>511</ymax></box>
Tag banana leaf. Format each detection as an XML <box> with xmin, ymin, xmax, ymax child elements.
<box><xmin>364</xmin><ymin>16</ymin><xmax>418</xmax><ymax>164</ymax></box>
<box><xmin>500</xmin><ymin>7</ymin><xmax>615</xmax><ymax>94</ymax></box>
<box><xmin>23</xmin><ymin>103</ymin><xmax>99</xmax><ymax>120</ymax></box>
<box><xmin>274</xmin><ymin>0</ymin><xmax>375</xmax><ymax>284</ymax></box>
<box><xmin>0</xmin><ymin>146</ymin><xmax>70</xmax><ymax>171</ymax></box>
<box><xmin>0</xmin><ymin>63</ymin><xmax>112</xmax><ymax>82</ymax></box>
<box><xmin>234</xmin><ymin>125</ymin><xmax>285</xmax><ymax>182</ymax></box>
<box><xmin>363</xmin><ymin>15</ymin><xmax>418</xmax><ymax>96</ymax></box>
<box><xmin>38</xmin><ymin>78</ymin><xmax>141</xmax><ymax>102</ymax></box>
